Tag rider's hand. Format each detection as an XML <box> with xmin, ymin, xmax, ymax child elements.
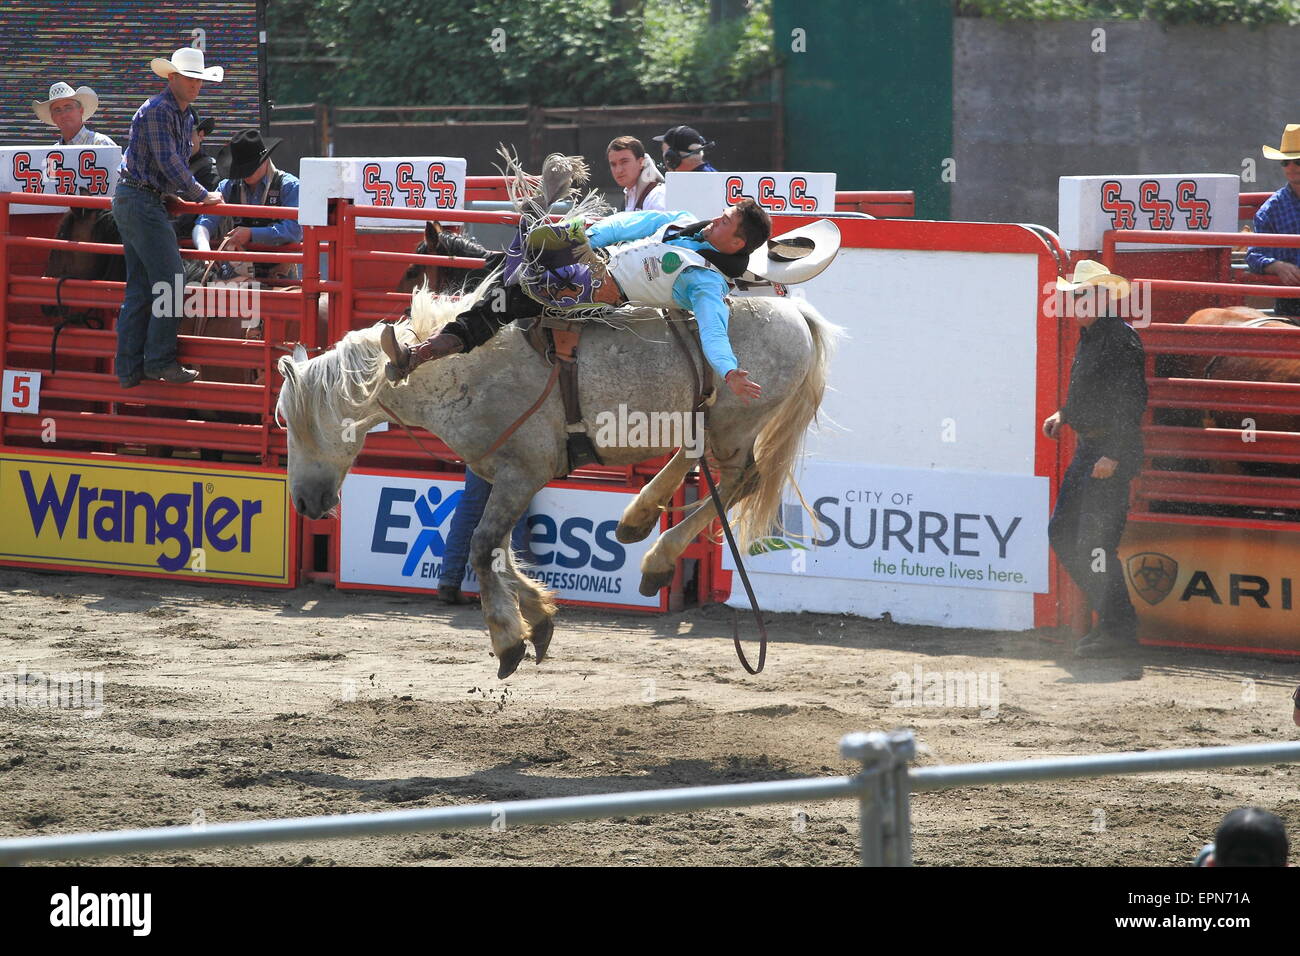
<box><xmin>726</xmin><ymin>369</ymin><xmax>762</xmax><ymax>403</ymax></box>
<box><xmin>1042</xmin><ymin>410</ymin><xmax>1063</xmax><ymax>440</ymax></box>
<box><xmin>1266</xmin><ymin>261</ymin><xmax>1300</xmax><ymax>285</ymax></box>
<box><xmin>201</xmin><ymin>191</ymin><xmax>223</xmax><ymax>205</ymax></box>
<box><xmin>226</xmin><ymin>226</ymin><xmax>252</xmax><ymax>249</ymax></box>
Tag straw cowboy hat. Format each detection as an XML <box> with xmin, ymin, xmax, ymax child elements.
<box><xmin>150</xmin><ymin>47</ymin><xmax>224</xmax><ymax>82</ymax></box>
<box><xmin>1262</xmin><ymin>125</ymin><xmax>1300</xmax><ymax>161</ymax></box>
<box><xmin>32</xmin><ymin>82</ymin><xmax>98</xmax><ymax>125</ymax></box>
<box><xmin>1056</xmin><ymin>259</ymin><xmax>1131</xmax><ymax>298</ymax></box>
<box><xmin>744</xmin><ymin>219</ymin><xmax>841</xmax><ymax>285</ymax></box>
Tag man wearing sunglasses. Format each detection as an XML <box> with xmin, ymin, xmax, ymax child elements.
<box><xmin>1246</xmin><ymin>125</ymin><xmax>1300</xmax><ymax>316</ymax></box>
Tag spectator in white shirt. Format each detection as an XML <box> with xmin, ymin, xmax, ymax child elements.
<box><xmin>607</xmin><ymin>135</ymin><xmax>665</xmax><ymax>212</ymax></box>
<box><xmin>33</xmin><ymin>82</ymin><xmax>117</xmax><ymax>147</ymax></box>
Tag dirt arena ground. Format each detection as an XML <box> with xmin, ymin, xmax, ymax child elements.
<box><xmin>2</xmin><ymin>566</ymin><xmax>1298</xmax><ymax>867</ymax></box>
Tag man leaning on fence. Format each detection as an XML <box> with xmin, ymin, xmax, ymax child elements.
<box><xmin>1042</xmin><ymin>261</ymin><xmax>1147</xmax><ymax>659</ymax></box>
<box><xmin>1246</xmin><ymin>125</ymin><xmax>1300</xmax><ymax>318</ymax></box>
<box><xmin>113</xmin><ymin>48</ymin><xmax>223</xmax><ymax>388</ymax></box>
<box><xmin>192</xmin><ymin>128</ymin><xmax>303</xmax><ymax>285</ymax></box>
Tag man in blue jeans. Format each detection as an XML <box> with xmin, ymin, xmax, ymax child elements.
<box><xmin>437</xmin><ymin>469</ymin><xmax>531</xmax><ymax>604</ymax></box>
<box><xmin>113</xmin><ymin>48</ymin><xmax>224</xmax><ymax>388</ymax></box>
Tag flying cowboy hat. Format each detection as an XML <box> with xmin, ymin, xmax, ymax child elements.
<box><xmin>1262</xmin><ymin>124</ymin><xmax>1300</xmax><ymax>160</ymax></box>
<box><xmin>32</xmin><ymin>82</ymin><xmax>98</xmax><ymax>125</ymax></box>
<box><xmin>743</xmin><ymin>219</ymin><xmax>841</xmax><ymax>285</ymax></box>
<box><xmin>150</xmin><ymin>47</ymin><xmax>224</xmax><ymax>82</ymax></box>
<box><xmin>217</xmin><ymin>128</ymin><xmax>282</xmax><ymax>180</ymax></box>
<box><xmin>1056</xmin><ymin>259</ymin><xmax>1131</xmax><ymax>298</ymax></box>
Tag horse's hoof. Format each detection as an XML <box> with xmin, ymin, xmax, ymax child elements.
<box><xmin>496</xmin><ymin>642</ymin><xmax>527</xmax><ymax>679</ymax></box>
<box><xmin>639</xmin><ymin>568</ymin><xmax>674</xmax><ymax>597</ymax></box>
<box><xmin>529</xmin><ymin>616</ymin><xmax>554</xmax><ymax>664</ymax></box>
<box><xmin>615</xmin><ymin>520</ymin><xmax>655</xmax><ymax>545</ymax></box>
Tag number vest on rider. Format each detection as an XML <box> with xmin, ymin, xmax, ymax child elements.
<box><xmin>607</xmin><ymin>223</ymin><xmax>729</xmax><ymax>307</ymax></box>
<box><xmin>228</xmin><ymin>171</ymin><xmax>285</xmax><ymax>228</ymax></box>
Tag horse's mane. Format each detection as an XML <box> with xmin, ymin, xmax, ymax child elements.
<box><xmin>275</xmin><ymin>273</ymin><xmax>499</xmax><ymax>449</ymax></box>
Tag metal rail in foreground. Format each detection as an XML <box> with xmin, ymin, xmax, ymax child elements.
<box><xmin>3</xmin><ymin>735</ymin><xmax>1299</xmax><ymax>867</ymax></box>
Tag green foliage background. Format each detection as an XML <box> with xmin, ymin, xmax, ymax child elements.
<box><xmin>267</xmin><ymin>0</ymin><xmax>776</xmax><ymax>105</ymax></box>
<box><xmin>955</xmin><ymin>0</ymin><xmax>1300</xmax><ymax>26</ymax></box>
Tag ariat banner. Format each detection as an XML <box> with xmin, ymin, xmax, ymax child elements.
<box><xmin>0</xmin><ymin>452</ymin><xmax>290</xmax><ymax>585</ymax></box>
<box><xmin>1120</xmin><ymin>519</ymin><xmax>1300</xmax><ymax>653</ymax></box>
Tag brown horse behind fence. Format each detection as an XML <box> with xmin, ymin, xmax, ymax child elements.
<box><xmin>1179</xmin><ymin>306</ymin><xmax>1300</xmax><ymax>433</ymax></box>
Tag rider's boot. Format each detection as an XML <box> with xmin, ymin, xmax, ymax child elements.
<box><xmin>380</xmin><ymin>324</ymin><xmax>462</xmax><ymax>383</ymax></box>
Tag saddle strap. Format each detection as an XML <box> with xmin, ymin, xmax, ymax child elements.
<box><xmin>664</xmin><ymin>309</ymin><xmax>714</xmax><ymax>417</ymax></box>
<box><xmin>552</xmin><ymin>327</ymin><xmax>583</xmax><ymax>432</ymax></box>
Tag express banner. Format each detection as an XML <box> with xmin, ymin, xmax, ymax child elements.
<box><xmin>724</xmin><ymin>460</ymin><xmax>1050</xmax><ymax>593</ymax></box>
<box><xmin>337</xmin><ymin>470</ymin><xmax>664</xmax><ymax>610</ymax></box>
<box><xmin>0</xmin><ymin>452</ymin><xmax>291</xmax><ymax>585</ymax></box>
<box><xmin>0</xmin><ymin>145</ymin><xmax>120</xmax><ymax>214</ymax></box>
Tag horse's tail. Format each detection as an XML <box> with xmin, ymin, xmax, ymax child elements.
<box><xmin>732</xmin><ymin>298</ymin><xmax>842</xmax><ymax>548</ymax></box>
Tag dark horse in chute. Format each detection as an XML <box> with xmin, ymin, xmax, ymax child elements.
<box><xmin>42</xmin><ymin>203</ymin><xmax>125</xmax><ymax>373</ymax></box>
<box><xmin>396</xmin><ymin>221</ymin><xmax>496</xmax><ymax>297</ymax></box>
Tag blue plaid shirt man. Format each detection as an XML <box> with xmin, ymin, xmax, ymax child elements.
<box><xmin>118</xmin><ymin>88</ymin><xmax>208</xmax><ymax>200</ymax></box>
<box><xmin>1246</xmin><ymin>172</ymin><xmax>1300</xmax><ymax>315</ymax></box>
<box><xmin>113</xmin><ymin>52</ymin><xmax>221</xmax><ymax>387</ymax></box>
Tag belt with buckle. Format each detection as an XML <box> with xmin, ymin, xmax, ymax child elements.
<box><xmin>118</xmin><ymin>177</ymin><xmax>165</xmax><ymax>198</ymax></box>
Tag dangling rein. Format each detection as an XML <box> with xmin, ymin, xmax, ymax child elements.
<box><xmin>665</xmin><ymin>312</ymin><xmax>768</xmax><ymax>675</ymax></box>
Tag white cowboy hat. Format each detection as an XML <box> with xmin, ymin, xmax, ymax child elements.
<box><xmin>1263</xmin><ymin>124</ymin><xmax>1300</xmax><ymax>161</ymax></box>
<box><xmin>1056</xmin><ymin>259</ymin><xmax>1131</xmax><ymax>298</ymax></box>
<box><xmin>744</xmin><ymin>219</ymin><xmax>841</xmax><ymax>285</ymax></box>
<box><xmin>32</xmin><ymin>82</ymin><xmax>98</xmax><ymax>125</ymax></box>
<box><xmin>150</xmin><ymin>47</ymin><xmax>224</xmax><ymax>82</ymax></box>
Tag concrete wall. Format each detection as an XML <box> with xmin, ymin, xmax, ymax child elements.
<box><xmin>954</xmin><ymin>18</ymin><xmax>1300</xmax><ymax>229</ymax></box>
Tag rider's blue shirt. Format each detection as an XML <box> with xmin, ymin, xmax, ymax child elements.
<box><xmin>587</xmin><ymin>210</ymin><xmax>739</xmax><ymax>378</ymax></box>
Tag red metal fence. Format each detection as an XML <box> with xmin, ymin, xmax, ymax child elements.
<box><xmin>1</xmin><ymin>184</ymin><xmax>916</xmax><ymax>602</ymax></box>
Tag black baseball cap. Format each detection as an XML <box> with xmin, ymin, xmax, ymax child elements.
<box><xmin>653</xmin><ymin>125</ymin><xmax>711</xmax><ymax>152</ymax></box>
<box><xmin>1214</xmin><ymin>807</ymin><xmax>1289</xmax><ymax>866</ymax></box>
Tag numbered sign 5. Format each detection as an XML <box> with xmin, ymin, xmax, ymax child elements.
<box><xmin>2</xmin><ymin>369</ymin><xmax>42</xmax><ymax>414</ymax></box>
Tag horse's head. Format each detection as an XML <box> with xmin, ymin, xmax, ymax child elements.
<box><xmin>396</xmin><ymin>221</ymin><xmax>444</xmax><ymax>296</ymax></box>
<box><xmin>275</xmin><ymin>341</ymin><xmax>386</xmax><ymax>519</ymax></box>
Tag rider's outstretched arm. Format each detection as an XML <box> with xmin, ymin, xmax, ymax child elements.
<box><xmin>587</xmin><ymin>210</ymin><xmax>692</xmax><ymax>250</ymax></box>
<box><xmin>673</xmin><ymin>268</ymin><xmax>738</xmax><ymax>380</ymax></box>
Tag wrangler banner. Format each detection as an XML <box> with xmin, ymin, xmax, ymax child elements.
<box><xmin>0</xmin><ymin>452</ymin><xmax>291</xmax><ymax>586</ymax></box>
